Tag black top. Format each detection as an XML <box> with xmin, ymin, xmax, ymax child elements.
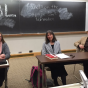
<box><xmin>84</xmin><ymin>38</ymin><xmax>88</xmax><ymax>52</ymax></box>
<box><xmin>51</xmin><ymin>45</ymin><xmax>54</xmax><ymax>49</ymax></box>
<box><xmin>51</xmin><ymin>45</ymin><xmax>54</xmax><ymax>52</ymax></box>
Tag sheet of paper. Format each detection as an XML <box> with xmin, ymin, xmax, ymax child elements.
<box><xmin>56</xmin><ymin>53</ymin><xmax>70</xmax><ymax>59</ymax></box>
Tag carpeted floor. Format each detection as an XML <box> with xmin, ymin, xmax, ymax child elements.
<box><xmin>1</xmin><ymin>56</ymin><xmax>83</xmax><ymax>88</ymax></box>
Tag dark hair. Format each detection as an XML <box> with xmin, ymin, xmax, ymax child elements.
<box><xmin>0</xmin><ymin>32</ymin><xmax>5</xmax><ymax>43</ymax></box>
<box><xmin>45</xmin><ymin>30</ymin><xmax>57</xmax><ymax>44</ymax></box>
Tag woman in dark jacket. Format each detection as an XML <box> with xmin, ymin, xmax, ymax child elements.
<box><xmin>0</xmin><ymin>32</ymin><xmax>10</xmax><ymax>87</ymax></box>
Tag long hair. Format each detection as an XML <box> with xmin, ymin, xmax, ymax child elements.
<box><xmin>45</xmin><ymin>30</ymin><xmax>57</xmax><ymax>44</ymax></box>
<box><xmin>0</xmin><ymin>32</ymin><xmax>5</xmax><ymax>43</ymax></box>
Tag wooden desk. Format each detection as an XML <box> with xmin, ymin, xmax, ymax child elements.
<box><xmin>0</xmin><ymin>60</ymin><xmax>9</xmax><ymax>88</ymax></box>
<box><xmin>36</xmin><ymin>52</ymin><xmax>88</xmax><ymax>88</ymax></box>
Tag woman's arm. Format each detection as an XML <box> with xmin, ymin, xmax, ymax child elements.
<box><xmin>3</xmin><ymin>43</ymin><xmax>10</xmax><ymax>60</ymax></box>
<box><xmin>54</xmin><ymin>41</ymin><xmax>62</xmax><ymax>54</ymax></box>
<box><xmin>41</xmin><ymin>43</ymin><xmax>47</xmax><ymax>55</ymax></box>
<box><xmin>74</xmin><ymin>37</ymin><xmax>83</xmax><ymax>47</ymax></box>
<box><xmin>58</xmin><ymin>43</ymin><xmax>61</xmax><ymax>53</ymax></box>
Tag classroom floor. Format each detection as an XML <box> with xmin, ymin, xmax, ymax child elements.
<box><xmin>1</xmin><ymin>56</ymin><xmax>83</xmax><ymax>88</ymax></box>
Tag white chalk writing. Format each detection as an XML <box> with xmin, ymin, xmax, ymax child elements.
<box><xmin>5</xmin><ymin>4</ymin><xmax>16</xmax><ymax>17</ymax></box>
<box><xmin>0</xmin><ymin>18</ymin><xmax>15</xmax><ymax>28</ymax></box>
<box><xmin>0</xmin><ymin>4</ymin><xmax>16</xmax><ymax>28</ymax></box>
<box><xmin>36</xmin><ymin>17</ymin><xmax>54</xmax><ymax>21</ymax></box>
<box><xmin>0</xmin><ymin>6</ymin><xmax>3</xmax><ymax>19</ymax></box>
<box><xmin>21</xmin><ymin>3</ymin><xmax>73</xmax><ymax>21</ymax></box>
<box><xmin>58</xmin><ymin>8</ymin><xmax>73</xmax><ymax>20</ymax></box>
<box><xmin>21</xmin><ymin>3</ymin><xmax>59</xmax><ymax>21</ymax></box>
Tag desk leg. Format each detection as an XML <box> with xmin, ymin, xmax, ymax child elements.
<box><xmin>5</xmin><ymin>68</ymin><xmax>8</xmax><ymax>88</ymax></box>
<box><xmin>38</xmin><ymin>61</ymin><xmax>40</xmax><ymax>88</ymax></box>
<box><xmin>42</xmin><ymin>64</ymin><xmax>44</xmax><ymax>88</ymax></box>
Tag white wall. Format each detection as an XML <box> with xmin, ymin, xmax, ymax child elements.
<box><xmin>4</xmin><ymin>0</ymin><xmax>88</xmax><ymax>54</ymax></box>
<box><xmin>4</xmin><ymin>34</ymin><xmax>87</xmax><ymax>54</ymax></box>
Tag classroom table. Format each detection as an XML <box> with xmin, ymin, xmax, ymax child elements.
<box><xmin>0</xmin><ymin>60</ymin><xmax>9</xmax><ymax>88</ymax></box>
<box><xmin>36</xmin><ymin>52</ymin><xmax>88</xmax><ymax>88</ymax></box>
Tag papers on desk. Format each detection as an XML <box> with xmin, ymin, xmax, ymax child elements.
<box><xmin>56</xmin><ymin>53</ymin><xmax>70</xmax><ymax>59</ymax></box>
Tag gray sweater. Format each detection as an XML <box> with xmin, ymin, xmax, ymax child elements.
<box><xmin>2</xmin><ymin>43</ymin><xmax>10</xmax><ymax>59</ymax></box>
<box><xmin>42</xmin><ymin>41</ymin><xmax>61</xmax><ymax>55</ymax></box>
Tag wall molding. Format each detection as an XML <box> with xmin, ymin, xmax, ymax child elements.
<box><xmin>10</xmin><ymin>49</ymin><xmax>76</xmax><ymax>58</ymax></box>
<box><xmin>3</xmin><ymin>31</ymin><xmax>86</xmax><ymax>37</ymax></box>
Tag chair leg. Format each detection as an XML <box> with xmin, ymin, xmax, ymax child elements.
<box><xmin>57</xmin><ymin>77</ymin><xmax>62</xmax><ymax>82</ymax></box>
<box><xmin>44</xmin><ymin>68</ymin><xmax>47</xmax><ymax>87</ymax></box>
<box><xmin>44</xmin><ymin>68</ymin><xmax>55</xmax><ymax>87</ymax></box>
<box><xmin>73</xmin><ymin>64</ymin><xmax>81</xmax><ymax>81</ymax></box>
<box><xmin>73</xmin><ymin>64</ymin><xmax>76</xmax><ymax>75</ymax></box>
<box><xmin>5</xmin><ymin>68</ymin><xmax>8</xmax><ymax>88</ymax></box>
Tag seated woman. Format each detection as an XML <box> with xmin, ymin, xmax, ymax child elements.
<box><xmin>42</xmin><ymin>30</ymin><xmax>68</xmax><ymax>86</ymax></box>
<box><xmin>0</xmin><ymin>32</ymin><xmax>10</xmax><ymax>87</ymax></box>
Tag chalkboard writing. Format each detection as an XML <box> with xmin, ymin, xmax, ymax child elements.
<box><xmin>0</xmin><ymin>0</ymin><xmax>19</xmax><ymax>34</ymax></box>
<box><xmin>20</xmin><ymin>3</ymin><xmax>73</xmax><ymax>20</ymax></box>
<box><xmin>0</xmin><ymin>0</ymin><xmax>86</xmax><ymax>34</ymax></box>
<box><xmin>0</xmin><ymin>4</ymin><xmax>16</xmax><ymax>28</ymax></box>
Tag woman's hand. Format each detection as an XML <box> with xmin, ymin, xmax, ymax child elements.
<box><xmin>79</xmin><ymin>44</ymin><xmax>84</xmax><ymax>49</ymax></box>
<box><xmin>0</xmin><ymin>54</ymin><xmax>5</xmax><ymax>59</ymax></box>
